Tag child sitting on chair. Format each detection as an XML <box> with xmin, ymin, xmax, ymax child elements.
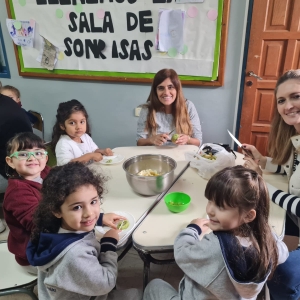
<box><xmin>4</xmin><ymin>133</ymin><xmax>122</xmax><ymax>275</ymax></box>
<box><xmin>52</xmin><ymin>99</ymin><xmax>114</xmax><ymax>165</ymax></box>
<box><xmin>143</xmin><ymin>166</ymin><xmax>289</xmax><ymax>300</ymax></box>
<box><xmin>0</xmin><ymin>85</ymin><xmax>38</xmax><ymax>125</ymax></box>
<box><xmin>3</xmin><ymin>132</ymin><xmax>50</xmax><ymax>274</ymax></box>
<box><xmin>27</xmin><ymin>162</ymin><xmax>142</xmax><ymax>300</ymax></box>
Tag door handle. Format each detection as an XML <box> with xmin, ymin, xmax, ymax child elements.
<box><xmin>247</xmin><ymin>71</ymin><xmax>262</xmax><ymax>80</ymax></box>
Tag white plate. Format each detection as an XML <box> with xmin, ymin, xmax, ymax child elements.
<box><xmin>100</xmin><ymin>155</ymin><xmax>124</xmax><ymax>165</ymax></box>
<box><xmin>95</xmin><ymin>211</ymin><xmax>135</xmax><ymax>240</ymax></box>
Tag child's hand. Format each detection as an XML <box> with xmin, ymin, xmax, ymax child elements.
<box><xmin>93</xmin><ymin>152</ymin><xmax>103</xmax><ymax>162</ymax></box>
<box><xmin>191</xmin><ymin>218</ymin><xmax>210</xmax><ymax>234</ymax></box>
<box><xmin>103</xmin><ymin>213</ymin><xmax>126</xmax><ymax>229</ymax></box>
<box><xmin>103</xmin><ymin>148</ymin><xmax>113</xmax><ymax>156</ymax></box>
<box><xmin>103</xmin><ymin>229</ymin><xmax>120</xmax><ymax>241</ymax></box>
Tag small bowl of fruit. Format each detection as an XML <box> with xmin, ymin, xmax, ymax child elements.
<box><xmin>164</xmin><ymin>192</ymin><xmax>191</xmax><ymax>213</ymax></box>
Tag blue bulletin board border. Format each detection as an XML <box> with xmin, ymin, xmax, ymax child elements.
<box><xmin>6</xmin><ymin>0</ymin><xmax>229</xmax><ymax>86</ymax></box>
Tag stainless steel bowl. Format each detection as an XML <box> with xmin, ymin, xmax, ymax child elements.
<box><xmin>123</xmin><ymin>154</ymin><xmax>177</xmax><ymax>196</ymax></box>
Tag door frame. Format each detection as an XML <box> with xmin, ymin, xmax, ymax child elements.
<box><xmin>234</xmin><ymin>0</ymin><xmax>254</xmax><ymax>150</ymax></box>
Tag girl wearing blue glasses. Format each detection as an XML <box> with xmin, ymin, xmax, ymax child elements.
<box><xmin>3</xmin><ymin>132</ymin><xmax>50</xmax><ymax>274</ymax></box>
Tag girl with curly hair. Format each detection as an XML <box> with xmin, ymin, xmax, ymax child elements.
<box><xmin>27</xmin><ymin>162</ymin><xmax>142</xmax><ymax>300</ymax></box>
<box><xmin>52</xmin><ymin>99</ymin><xmax>113</xmax><ymax>166</ymax></box>
<box><xmin>137</xmin><ymin>69</ymin><xmax>202</xmax><ymax>146</ymax></box>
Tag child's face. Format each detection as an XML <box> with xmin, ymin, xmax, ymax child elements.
<box><xmin>60</xmin><ymin>111</ymin><xmax>86</xmax><ymax>141</ymax></box>
<box><xmin>5</xmin><ymin>147</ymin><xmax>48</xmax><ymax>180</ymax></box>
<box><xmin>206</xmin><ymin>200</ymin><xmax>246</xmax><ymax>231</ymax></box>
<box><xmin>55</xmin><ymin>184</ymin><xmax>100</xmax><ymax>232</ymax></box>
<box><xmin>1</xmin><ymin>89</ymin><xmax>20</xmax><ymax>103</ymax></box>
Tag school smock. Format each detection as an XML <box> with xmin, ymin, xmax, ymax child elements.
<box><xmin>174</xmin><ymin>224</ymin><xmax>288</xmax><ymax>300</ymax></box>
<box><xmin>26</xmin><ymin>230</ymin><xmax>142</xmax><ymax>300</ymax></box>
<box><xmin>137</xmin><ymin>99</ymin><xmax>202</xmax><ymax>144</ymax></box>
<box><xmin>264</xmin><ymin>135</ymin><xmax>300</xmax><ymax>245</ymax></box>
<box><xmin>3</xmin><ymin>166</ymin><xmax>51</xmax><ymax>265</ymax></box>
<box><xmin>55</xmin><ymin>133</ymin><xmax>98</xmax><ymax>166</ymax></box>
<box><xmin>0</xmin><ymin>94</ymin><xmax>32</xmax><ymax>179</ymax></box>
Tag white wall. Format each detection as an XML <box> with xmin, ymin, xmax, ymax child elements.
<box><xmin>0</xmin><ymin>0</ymin><xmax>248</xmax><ymax>148</ymax></box>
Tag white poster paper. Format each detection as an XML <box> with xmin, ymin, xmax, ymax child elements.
<box><xmin>10</xmin><ymin>0</ymin><xmax>219</xmax><ymax>77</ymax></box>
<box><xmin>176</xmin><ymin>0</ymin><xmax>204</xmax><ymax>3</ymax></box>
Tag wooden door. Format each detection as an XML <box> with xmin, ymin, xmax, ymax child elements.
<box><xmin>239</xmin><ymin>0</ymin><xmax>300</xmax><ymax>155</ymax></box>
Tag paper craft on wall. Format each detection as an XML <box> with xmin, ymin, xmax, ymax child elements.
<box><xmin>5</xmin><ymin>0</ymin><xmax>230</xmax><ymax>86</ymax></box>
<box><xmin>6</xmin><ymin>18</ymin><xmax>35</xmax><ymax>47</ymax></box>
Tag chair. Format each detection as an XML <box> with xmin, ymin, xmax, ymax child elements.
<box><xmin>44</xmin><ymin>142</ymin><xmax>57</xmax><ymax>167</ymax></box>
<box><xmin>28</xmin><ymin>110</ymin><xmax>44</xmax><ymax>141</ymax></box>
<box><xmin>0</xmin><ymin>241</ymin><xmax>38</xmax><ymax>299</ymax></box>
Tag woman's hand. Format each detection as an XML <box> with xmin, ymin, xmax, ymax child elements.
<box><xmin>242</xmin><ymin>144</ymin><xmax>267</xmax><ymax>168</ymax></box>
<box><xmin>150</xmin><ymin>134</ymin><xmax>169</xmax><ymax>146</ymax></box>
<box><xmin>103</xmin><ymin>213</ymin><xmax>126</xmax><ymax>229</ymax></box>
<box><xmin>190</xmin><ymin>218</ymin><xmax>210</xmax><ymax>234</ymax></box>
<box><xmin>243</xmin><ymin>156</ymin><xmax>263</xmax><ymax>175</ymax></box>
<box><xmin>176</xmin><ymin>134</ymin><xmax>190</xmax><ymax>145</ymax></box>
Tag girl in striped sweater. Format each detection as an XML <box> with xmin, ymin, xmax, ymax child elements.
<box><xmin>243</xmin><ymin>69</ymin><xmax>300</xmax><ymax>300</ymax></box>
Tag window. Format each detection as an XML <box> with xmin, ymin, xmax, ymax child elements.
<box><xmin>0</xmin><ymin>23</ymin><xmax>10</xmax><ymax>78</ymax></box>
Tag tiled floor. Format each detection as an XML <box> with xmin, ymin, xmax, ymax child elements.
<box><xmin>0</xmin><ymin>209</ymin><xmax>183</xmax><ymax>300</ymax></box>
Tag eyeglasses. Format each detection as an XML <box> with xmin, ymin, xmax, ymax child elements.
<box><xmin>157</xmin><ymin>85</ymin><xmax>175</xmax><ymax>92</ymax></box>
<box><xmin>10</xmin><ymin>150</ymin><xmax>48</xmax><ymax>160</ymax></box>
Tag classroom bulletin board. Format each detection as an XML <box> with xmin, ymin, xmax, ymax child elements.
<box><xmin>5</xmin><ymin>0</ymin><xmax>230</xmax><ymax>86</ymax></box>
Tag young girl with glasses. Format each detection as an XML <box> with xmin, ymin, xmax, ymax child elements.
<box><xmin>137</xmin><ymin>69</ymin><xmax>202</xmax><ymax>146</ymax></box>
<box><xmin>3</xmin><ymin>133</ymin><xmax>125</xmax><ymax>274</ymax></box>
<box><xmin>52</xmin><ymin>99</ymin><xmax>114</xmax><ymax>166</ymax></box>
<box><xmin>3</xmin><ymin>132</ymin><xmax>50</xmax><ymax>274</ymax></box>
<box><xmin>27</xmin><ymin>162</ymin><xmax>142</xmax><ymax>300</ymax></box>
<box><xmin>143</xmin><ymin>166</ymin><xmax>288</xmax><ymax>300</ymax></box>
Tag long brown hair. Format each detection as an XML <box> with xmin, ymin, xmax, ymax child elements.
<box><xmin>205</xmin><ymin>166</ymin><xmax>278</xmax><ymax>281</ymax></box>
<box><xmin>268</xmin><ymin>70</ymin><xmax>300</xmax><ymax>164</ymax></box>
<box><xmin>145</xmin><ymin>69</ymin><xmax>192</xmax><ymax>136</ymax></box>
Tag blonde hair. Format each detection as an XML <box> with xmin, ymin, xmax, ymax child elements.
<box><xmin>268</xmin><ymin>70</ymin><xmax>300</xmax><ymax>164</ymax></box>
<box><xmin>145</xmin><ymin>69</ymin><xmax>192</xmax><ymax>136</ymax></box>
<box><xmin>0</xmin><ymin>85</ymin><xmax>20</xmax><ymax>98</ymax></box>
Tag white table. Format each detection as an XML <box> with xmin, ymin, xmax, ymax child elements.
<box><xmin>132</xmin><ymin>152</ymin><xmax>288</xmax><ymax>287</ymax></box>
<box><xmin>89</xmin><ymin>145</ymin><xmax>199</xmax><ymax>246</ymax></box>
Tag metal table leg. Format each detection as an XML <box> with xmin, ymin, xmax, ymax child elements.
<box><xmin>133</xmin><ymin>245</ymin><xmax>175</xmax><ymax>290</ymax></box>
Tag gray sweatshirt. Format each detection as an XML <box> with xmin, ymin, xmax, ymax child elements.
<box><xmin>137</xmin><ymin>99</ymin><xmax>202</xmax><ymax>144</ymax></box>
<box><xmin>27</xmin><ymin>231</ymin><xmax>142</xmax><ymax>300</ymax></box>
<box><xmin>174</xmin><ymin>226</ymin><xmax>289</xmax><ymax>300</ymax></box>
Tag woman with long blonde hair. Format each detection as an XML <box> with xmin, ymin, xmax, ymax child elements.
<box><xmin>243</xmin><ymin>69</ymin><xmax>300</xmax><ymax>300</ymax></box>
<box><xmin>137</xmin><ymin>69</ymin><xmax>202</xmax><ymax>146</ymax></box>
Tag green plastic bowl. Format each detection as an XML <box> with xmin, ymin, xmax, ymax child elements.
<box><xmin>164</xmin><ymin>192</ymin><xmax>191</xmax><ymax>213</ymax></box>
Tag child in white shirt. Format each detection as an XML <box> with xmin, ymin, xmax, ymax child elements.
<box><xmin>52</xmin><ymin>99</ymin><xmax>113</xmax><ymax>166</ymax></box>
